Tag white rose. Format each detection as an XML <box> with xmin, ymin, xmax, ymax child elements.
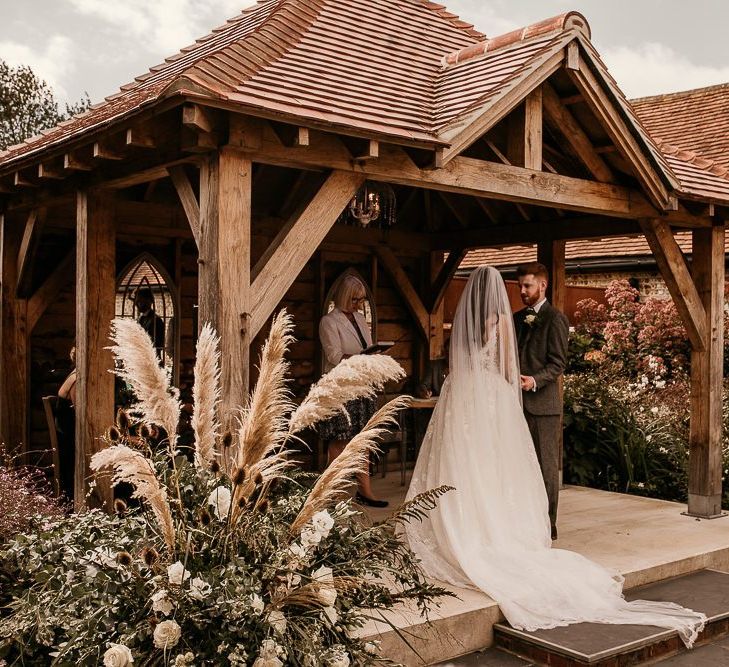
<box><xmin>167</xmin><ymin>561</ymin><xmax>191</xmax><ymax>586</ymax></box>
<box><xmin>310</xmin><ymin>510</ymin><xmax>334</xmax><ymax>538</ymax></box>
<box><xmin>252</xmin><ymin>639</ymin><xmax>284</xmax><ymax>667</ymax></box>
<box><xmin>326</xmin><ymin>646</ymin><xmax>350</xmax><ymax>667</ymax></box>
<box><xmin>267</xmin><ymin>610</ymin><xmax>287</xmax><ymax>634</ymax></box>
<box><xmin>188</xmin><ymin>576</ymin><xmax>211</xmax><ymax>601</ymax></box>
<box><xmin>322</xmin><ymin>605</ymin><xmax>338</xmax><ymax>625</ymax></box>
<box><xmin>252</xmin><ymin>658</ymin><xmax>283</xmax><ymax>667</ymax></box>
<box><xmin>103</xmin><ymin>643</ymin><xmax>134</xmax><ymax>667</ymax></box>
<box><xmin>207</xmin><ymin>486</ymin><xmax>232</xmax><ymax>519</ymax></box>
<box><xmin>151</xmin><ymin>589</ymin><xmax>174</xmax><ymax>616</ymax></box>
<box><xmin>525</xmin><ymin>314</ymin><xmax>536</xmax><ymax>325</ymax></box>
<box><xmin>250</xmin><ymin>593</ymin><xmax>265</xmax><ymax>615</ymax></box>
<box><xmin>153</xmin><ymin>619</ymin><xmax>182</xmax><ymax>650</ymax></box>
<box><xmin>364</xmin><ymin>641</ymin><xmax>378</xmax><ymax>655</ymax></box>
<box><xmin>300</xmin><ymin>528</ymin><xmax>322</xmax><ymax>549</ymax></box>
<box><xmin>312</xmin><ymin>565</ymin><xmax>337</xmax><ymax>605</ymax></box>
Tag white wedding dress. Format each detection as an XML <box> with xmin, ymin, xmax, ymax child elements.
<box><xmin>403</xmin><ymin>266</ymin><xmax>705</xmax><ymax>647</ymax></box>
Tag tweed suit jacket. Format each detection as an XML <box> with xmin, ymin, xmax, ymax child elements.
<box><xmin>514</xmin><ymin>301</ymin><xmax>569</xmax><ymax>416</ymax></box>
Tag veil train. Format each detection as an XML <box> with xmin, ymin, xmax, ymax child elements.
<box><xmin>403</xmin><ymin>266</ymin><xmax>706</xmax><ymax>647</ymax></box>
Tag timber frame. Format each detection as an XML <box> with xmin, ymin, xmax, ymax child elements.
<box><xmin>1</xmin><ymin>29</ymin><xmax>728</xmax><ymax>518</ymax></box>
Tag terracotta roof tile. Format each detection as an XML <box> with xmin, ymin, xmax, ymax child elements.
<box><xmin>632</xmin><ymin>83</ymin><xmax>729</xmax><ymax>170</ymax></box>
<box><xmin>459</xmin><ymin>232</ymin><xmax>706</xmax><ymax>270</ymax></box>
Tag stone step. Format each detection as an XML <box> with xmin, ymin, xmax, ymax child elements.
<box><xmin>493</xmin><ymin>569</ymin><xmax>729</xmax><ymax>666</ymax></box>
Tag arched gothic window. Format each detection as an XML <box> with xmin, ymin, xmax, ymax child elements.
<box><xmin>116</xmin><ymin>253</ymin><xmax>179</xmax><ymax>382</ymax></box>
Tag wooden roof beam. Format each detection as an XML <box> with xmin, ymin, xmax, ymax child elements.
<box><xmin>93</xmin><ymin>138</ymin><xmax>124</xmax><ymax>161</ymax></box>
<box><xmin>430</xmin><ymin>248</ymin><xmax>467</xmax><ymax>312</ymax></box>
<box><xmin>64</xmin><ymin>151</ymin><xmax>93</xmax><ymax>171</ymax></box>
<box><xmin>342</xmin><ymin>137</ymin><xmax>379</xmax><ymax>161</ymax></box>
<box><xmin>542</xmin><ymin>82</ymin><xmax>615</xmax><ymax>183</ymax></box>
<box><xmin>227</xmin><ymin>117</ymin><xmax>706</xmax><ymax>226</ymax></box>
<box><xmin>38</xmin><ymin>161</ymin><xmax>65</xmax><ymax>180</ymax></box>
<box><xmin>182</xmin><ymin>103</ymin><xmax>222</xmax><ymax>153</ymax></box>
<box><xmin>270</xmin><ymin>122</ymin><xmax>310</xmax><ymax>148</ymax></box>
<box><xmin>13</xmin><ymin>170</ymin><xmax>37</xmax><ymax>188</ymax></box>
<box><xmin>126</xmin><ymin>125</ymin><xmax>156</xmax><ymax>149</ymax></box>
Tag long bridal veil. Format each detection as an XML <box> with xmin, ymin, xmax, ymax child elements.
<box><xmin>403</xmin><ymin>266</ymin><xmax>705</xmax><ymax>647</ymax></box>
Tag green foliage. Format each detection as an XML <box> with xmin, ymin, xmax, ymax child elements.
<box><xmin>0</xmin><ymin>59</ymin><xmax>91</xmax><ymax>150</ymax></box>
<box><xmin>0</xmin><ymin>452</ymin><xmax>451</xmax><ymax>666</ymax></box>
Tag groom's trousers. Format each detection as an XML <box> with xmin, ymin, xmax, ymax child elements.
<box><xmin>524</xmin><ymin>412</ymin><xmax>561</xmax><ymax>533</ymax></box>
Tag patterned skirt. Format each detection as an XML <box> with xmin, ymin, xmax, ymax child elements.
<box><xmin>318</xmin><ymin>396</ymin><xmax>377</xmax><ymax>442</ymax></box>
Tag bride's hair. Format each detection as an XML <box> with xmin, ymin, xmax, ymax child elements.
<box><xmin>451</xmin><ymin>266</ymin><xmax>521</xmax><ymax>395</ymax></box>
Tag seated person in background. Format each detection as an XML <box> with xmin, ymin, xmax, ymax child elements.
<box><xmin>134</xmin><ymin>287</ymin><xmax>165</xmax><ymax>359</ymax></box>
<box><xmin>56</xmin><ymin>347</ymin><xmax>77</xmax><ymax>502</ymax></box>
<box><xmin>319</xmin><ymin>274</ymin><xmax>388</xmax><ymax>508</ymax></box>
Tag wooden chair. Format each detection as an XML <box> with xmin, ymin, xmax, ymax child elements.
<box><xmin>41</xmin><ymin>396</ymin><xmax>62</xmax><ymax>497</ymax></box>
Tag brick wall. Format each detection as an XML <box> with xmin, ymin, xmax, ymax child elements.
<box><xmin>566</xmin><ymin>270</ymin><xmax>671</xmax><ymax>299</ymax></box>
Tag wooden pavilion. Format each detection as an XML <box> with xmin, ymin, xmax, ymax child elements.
<box><xmin>1</xmin><ymin>0</ymin><xmax>728</xmax><ymax>517</ymax></box>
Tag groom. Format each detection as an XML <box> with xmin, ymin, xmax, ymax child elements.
<box><xmin>514</xmin><ymin>263</ymin><xmax>569</xmax><ymax>540</ymax></box>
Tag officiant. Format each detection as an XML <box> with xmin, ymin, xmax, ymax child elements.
<box><xmin>318</xmin><ymin>273</ymin><xmax>388</xmax><ymax>508</ymax></box>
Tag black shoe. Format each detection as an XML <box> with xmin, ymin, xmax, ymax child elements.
<box><xmin>551</xmin><ymin>526</ymin><xmax>558</xmax><ymax>540</ymax></box>
<box><xmin>355</xmin><ymin>492</ymin><xmax>389</xmax><ymax>508</ymax></box>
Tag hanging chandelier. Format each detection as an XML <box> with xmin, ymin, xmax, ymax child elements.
<box><xmin>339</xmin><ymin>181</ymin><xmax>397</xmax><ymax>228</ymax></box>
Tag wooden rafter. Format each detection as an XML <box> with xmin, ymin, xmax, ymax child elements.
<box><xmin>167</xmin><ymin>165</ymin><xmax>200</xmax><ymax>247</ymax></box>
<box><xmin>16</xmin><ymin>207</ymin><xmax>47</xmax><ymax>297</ymax></box>
<box><xmin>249</xmin><ymin>170</ymin><xmax>365</xmax><ymax>338</ymax></box>
<box><xmin>374</xmin><ymin>246</ymin><xmax>429</xmax><ymax>341</ymax></box>
<box><xmin>542</xmin><ymin>83</ymin><xmax>615</xmax><ymax>183</ymax></box>
<box><xmin>568</xmin><ymin>48</ymin><xmax>672</xmax><ymax>210</ymax></box>
<box><xmin>639</xmin><ymin>218</ymin><xmax>707</xmax><ymax>350</ymax></box>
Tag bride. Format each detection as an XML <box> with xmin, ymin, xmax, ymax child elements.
<box><xmin>403</xmin><ymin>266</ymin><xmax>706</xmax><ymax>647</ymax></box>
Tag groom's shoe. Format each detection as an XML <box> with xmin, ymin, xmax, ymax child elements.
<box><xmin>355</xmin><ymin>492</ymin><xmax>389</xmax><ymax>508</ymax></box>
<box><xmin>551</xmin><ymin>525</ymin><xmax>558</xmax><ymax>540</ymax></box>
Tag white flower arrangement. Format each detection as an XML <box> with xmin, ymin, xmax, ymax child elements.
<box><xmin>207</xmin><ymin>485</ymin><xmax>231</xmax><ymax>519</ymax></box>
<box><xmin>167</xmin><ymin>561</ymin><xmax>191</xmax><ymax>586</ymax></box>
<box><xmin>151</xmin><ymin>589</ymin><xmax>174</xmax><ymax>616</ymax></box>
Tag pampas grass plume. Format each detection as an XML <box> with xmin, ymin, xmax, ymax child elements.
<box><xmin>288</xmin><ymin>355</ymin><xmax>405</xmax><ymax>435</ymax></box>
<box><xmin>109</xmin><ymin>318</ymin><xmax>180</xmax><ymax>447</ymax></box>
<box><xmin>191</xmin><ymin>323</ymin><xmax>221</xmax><ymax>469</ymax></box>
<box><xmin>91</xmin><ymin>444</ymin><xmax>176</xmax><ymax>554</ymax></box>
<box><xmin>290</xmin><ymin>395</ymin><xmax>411</xmax><ymax>534</ymax></box>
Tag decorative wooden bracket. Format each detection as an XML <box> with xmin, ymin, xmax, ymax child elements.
<box><xmin>640</xmin><ymin>218</ymin><xmax>707</xmax><ymax>350</ymax></box>
<box><xmin>168</xmin><ymin>165</ymin><xmax>200</xmax><ymax>247</ymax></box>
<box><xmin>249</xmin><ymin>170</ymin><xmax>365</xmax><ymax>338</ymax></box>
<box><xmin>374</xmin><ymin>246</ymin><xmax>429</xmax><ymax>341</ymax></box>
<box><xmin>430</xmin><ymin>248</ymin><xmax>467</xmax><ymax>313</ymax></box>
<box><xmin>16</xmin><ymin>207</ymin><xmax>47</xmax><ymax>297</ymax></box>
<box><xmin>27</xmin><ymin>249</ymin><xmax>74</xmax><ymax>331</ymax></box>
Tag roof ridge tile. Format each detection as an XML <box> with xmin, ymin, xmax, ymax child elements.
<box><xmin>440</xmin><ymin>11</ymin><xmax>590</xmax><ymax>68</ymax></box>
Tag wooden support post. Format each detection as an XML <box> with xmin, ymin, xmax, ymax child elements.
<box><xmin>429</xmin><ymin>252</ymin><xmax>445</xmax><ymax>360</ymax></box>
<box><xmin>0</xmin><ymin>214</ymin><xmax>29</xmax><ymax>458</ymax></box>
<box><xmin>75</xmin><ymin>190</ymin><xmax>115</xmax><ymax>510</ymax></box>
<box><xmin>537</xmin><ymin>239</ymin><xmax>566</xmax><ymax>312</ymax></box>
<box><xmin>507</xmin><ymin>89</ymin><xmax>542</xmax><ymax>171</ymax></box>
<box><xmin>687</xmin><ymin>224</ymin><xmax>725</xmax><ymax>518</ymax></box>
<box><xmin>168</xmin><ymin>166</ymin><xmax>201</xmax><ymax>247</ymax></box>
<box><xmin>199</xmin><ymin>149</ymin><xmax>252</xmax><ymax>423</ymax></box>
<box><xmin>16</xmin><ymin>207</ymin><xmax>47</xmax><ymax>297</ymax></box>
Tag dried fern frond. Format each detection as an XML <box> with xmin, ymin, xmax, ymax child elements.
<box><xmin>386</xmin><ymin>485</ymin><xmax>455</xmax><ymax>526</ymax></box>
<box><xmin>91</xmin><ymin>445</ymin><xmax>176</xmax><ymax>554</ymax></box>
<box><xmin>108</xmin><ymin>318</ymin><xmax>180</xmax><ymax>447</ymax></box>
<box><xmin>290</xmin><ymin>395</ymin><xmax>411</xmax><ymax>534</ymax></box>
<box><xmin>236</xmin><ymin>310</ymin><xmax>296</xmax><ymax>471</ymax></box>
<box><xmin>288</xmin><ymin>354</ymin><xmax>405</xmax><ymax>435</ymax></box>
<box><xmin>191</xmin><ymin>323</ymin><xmax>221</xmax><ymax>469</ymax></box>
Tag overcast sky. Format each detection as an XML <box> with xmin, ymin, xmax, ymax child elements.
<box><xmin>1</xmin><ymin>0</ymin><xmax>728</xmax><ymax>107</ymax></box>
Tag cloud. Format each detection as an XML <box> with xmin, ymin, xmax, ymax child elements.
<box><xmin>445</xmin><ymin>0</ymin><xmax>521</xmax><ymax>37</ymax></box>
<box><xmin>0</xmin><ymin>34</ymin><xmax>75</xmax><ymax>99</ymax></box>
<box><xmin>601</xmin><ymin>41</ymin><xmax>729</xmax><ymax>98</ymax></box>
<box><xmin>67</xmin><ymin>0</ymin><xmax>257</xmax><ymax>54</ymax></box>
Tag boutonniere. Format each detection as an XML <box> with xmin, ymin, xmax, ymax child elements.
<box><xmin>524</xmin><ymin>312</ymin><xmax>540</xmax><ymax>327</ymax></box>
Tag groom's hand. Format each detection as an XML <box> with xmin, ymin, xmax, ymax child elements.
<box><xmin>520</xmin><ymin>375</ymin><xmax>536</xmax><ymax>391</ymax></box>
